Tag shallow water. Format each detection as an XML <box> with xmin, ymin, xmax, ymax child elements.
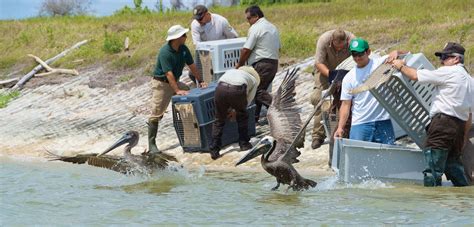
<box><xmin>1</xmin><ymin>156</ymin><xmax>473</xmax><ymax>225</ymax></box>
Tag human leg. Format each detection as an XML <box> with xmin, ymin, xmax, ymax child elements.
<box><xmin>310</xmin><ymin>72</ymin><xmax>329</xmax><ymax>148</ymax></box>
<box><xmin>148</xmin><ymin>79</ymin><xmax>174</xmax><ymax>153</ymax></box>
<box><xmin>444</xmin><ymin>155</ymin><xmax>469</xmax><ymax>186</ymax></box>
<box><xmin>373</xmin><ymin>119</ymin><xmax>395</xmax><ymax>145</ymax></box>
<box><xmin>210</xmin><ymin>84</ymin><xmax>230</xmax><ymax>160</ymax></box>
<box><xmin>252</xmin><ymin>59</ymin><xmax>277</xmax><ymax>123</ymax></box>
<box><xmin>349</xmin><ymin>122</ymin><xmax>375</xmax><ymax>142</ymax></box>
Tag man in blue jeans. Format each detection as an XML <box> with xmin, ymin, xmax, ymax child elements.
<box><xmin>334</xmin><ymin>38</ymin><xmax>403</xmax><ymax>144</ymax></box>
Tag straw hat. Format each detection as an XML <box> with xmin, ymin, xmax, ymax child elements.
<box><xmin>239</xmin><ymin>66</ymin><xmax>260</xmax><ymax>85</ymax></box>
<box><xmin>166</xmin><ymin>25</ymin><xmax>189</xmax><ymax>41</ymax></box>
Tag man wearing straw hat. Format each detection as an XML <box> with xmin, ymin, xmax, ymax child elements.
<box><xmin>147</xmin><ymin>25</ymin><xmax>207</xmax><ymax>154</ymax></box>
<box><xmin>209</xmin><ymin>66</ymin><xmax>260</xmax><ymax>160</ymax></box>
<box><xmin>392</xmin><ymin>42</ymin><xmax>472</xmax><ymax>187</ymax></box>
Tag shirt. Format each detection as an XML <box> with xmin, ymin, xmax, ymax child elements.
<box><xmin>154</xmin><ymin>43</ymin><xmax>193</xmax><ymax>81</ymax></box>
<box><xmin>218</xmin><ymin>69</ymin><xmax>259</xmax><ymax>105</ymax></box>
<box><xmin>191</xmin><ymin>13</ymin><xmax>238</xmax><ymax>45</ymax></box>
<box><xmin>314</xmin><ymin>29</ymin><xmax>355</xmax><ymax>71</ymax></box>
<box><xmin>340</xmin><ymin>56</ymin><xmax>391</xmax><ymax>125</ymax></box>
<box><xmin>243</xmin><ymin>17</ymin><xmax>280</xmax><ymax>64</ymax></box>
<box><xmin>417</xmin><ymin>64</ymin><xmax>473</xmax><ymax>121</ymax></box>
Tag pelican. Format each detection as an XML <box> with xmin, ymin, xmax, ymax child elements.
<box><xmin>236</xmin><ymin>68</ymin><xmax>317</xmax><ymax>191</ymax></box>
<box><xmin>47</xmin><ymin>131</ymin><xmax>178</xmax><ymax>175</ymax></box>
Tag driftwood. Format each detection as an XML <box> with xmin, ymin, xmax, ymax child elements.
<box><xmin>0</xmin><ymin>77</ymin><xmax>19</xmax><ymax>88</ymax></box>
<box><xmin>27</xmin><ymin>54</ymin><xmax>79</xmax><ymax>77</ymax></box>
<box><xmin>10</xmin><ymin>39</ymin><xmax>88</xmax><ymax>91</ymax></box>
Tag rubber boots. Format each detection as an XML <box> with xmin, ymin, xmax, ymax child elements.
<box><xmin>445</xmin><ymin>156</ymin><xmax>469</xmax><ymax>187</ymax></box>
<box><xmin>422</xmin><ymin>148</ymin><xmax>448</xmax><ymax>187</ymax></box>
<box><xmin>147</xmin><ymin>120</ymin><xmax>160</xmax><ymax>154</ymax></box>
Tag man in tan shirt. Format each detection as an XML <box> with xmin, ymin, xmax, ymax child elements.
<box><xmin>310</xmin><ymin>29</ymin><xmax>355</xmax><ymax>149</ymax></box>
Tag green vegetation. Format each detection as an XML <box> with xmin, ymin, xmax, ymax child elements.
<box><xmin>0</xmin><ymin>91</ymin><xmax>20</xmax><ymax>108</ymax></box>
<box><xmin>0</xmin><ymin>0</ymin><xmax>472</xmax><ymax>78</ymax></box>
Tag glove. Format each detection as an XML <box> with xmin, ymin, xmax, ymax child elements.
<box><xmin>328</xmin><ymin>69</ymin><xmax>349</xmax><ymax>84</ymax></box>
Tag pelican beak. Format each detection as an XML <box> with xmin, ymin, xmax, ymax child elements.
<box><xmin>235</xmin><ymin>139</ymin><xmax>272</xmax><ymax>166</ymax></box>
<box><xmin>97</xmin><ymin>133</ymin><xmax>132</xmax><ymax>157</ymax></box>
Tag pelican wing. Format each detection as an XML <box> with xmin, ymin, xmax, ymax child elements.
<box><xmin>267</xmin><ymin>68</ymin><xmax>303</xmax><ymax>163</ymax></box>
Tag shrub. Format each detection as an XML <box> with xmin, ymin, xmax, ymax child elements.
<box><xmin>103</xmin><ymin>31</ymin><xmax>122</xmax><ymax>54</ymax></box>
<box><xmin>39</xmin><ymin>0</ymin><xmax>91</xmax><ymax>16</ymax></box>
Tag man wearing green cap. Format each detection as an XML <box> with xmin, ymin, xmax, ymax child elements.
<box><xmin>392</xmin><ymin>42</ymin><xmax>472</xmax><ymax>186</ymax></box>
<box><xmin>334</xmin><ymin>38</ymin><xmax>403</xmax><ymax>145</ymax></box>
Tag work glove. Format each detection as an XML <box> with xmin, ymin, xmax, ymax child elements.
<box><xmin>328</xmin><ymin>69</ymin><xmax>349</xmax><ymax>84</ymax></box>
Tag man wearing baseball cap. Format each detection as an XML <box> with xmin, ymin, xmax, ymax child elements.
<box><xmin>190</xmin><ymin>5</ymin><xmax>238</xmax><ymax>45</ymax></box>
<box><xmin>392</xmin><ymin>42</ymin><xmax>472</xmax><ymax>187</ymax></box>
<box><xmin>147</xmin><ymin>24</ymin><xmax>207</xmax><ymax>154</ymax></box>
<box><xmin>334</xmin><ymin>38</ymin><xmax>404</xmax><ymax>145</ymax></box>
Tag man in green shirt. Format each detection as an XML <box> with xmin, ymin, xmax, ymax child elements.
<box><xmin>148</xmin><ymin>25</ymin><xmax>206</xmax><ymax>154</ymax></box>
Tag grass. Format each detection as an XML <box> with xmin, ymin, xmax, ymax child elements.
<box><xmin>0</xmin><ymin>91</ymin><xmax>20</xmax><ymax>108</ymax></box>
<box><xmin>0</xmin><ymin>0</ymin><xmax>472</xmax><ymax>78</ymax></box>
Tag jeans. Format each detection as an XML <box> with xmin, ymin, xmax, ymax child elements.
<box><xmin>349</xmin><ymin>119</ymin><xmax>395</xmax><ymax>144</ymax></box>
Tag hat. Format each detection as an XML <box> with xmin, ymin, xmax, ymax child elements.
<box><xmin>435</xmin><ymin>42</ymin><xmax>465</xmax><ymax>56</ymax></box>
<box><xmin>239</xmin><ymin>66</ymin><xmax>260</xmax><ymax>85</ymax></box>
<box><xmin>193</xmin><ymin>5</ymin><xmax>208</xmax><ymax>20</ymax></box>
<box><xmin>349</xmin><ymin>38</ymin><xmax>369</xmax><ymax>52</ymax></box>
<box><xmin>166</xmin><ymin>25</ymin><xmax>189</xmax><ymax>41</ymax></box>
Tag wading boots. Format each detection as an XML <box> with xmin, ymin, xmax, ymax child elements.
<box><xmin>147</xmin><ymin>120</ymin><xmax>160</xmax><ymax>154</ymax></box>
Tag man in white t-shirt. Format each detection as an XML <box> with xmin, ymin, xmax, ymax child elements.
<box><xmin>334</xmin><ymin>38</ymin><xmax>401</xmax><ymax>145</ymax></box>
<box><xmin>392</xmin><ymin>42</ymin><xmax>472</xmax><ymax>187</ymax></box>
<box><xmin>190</xmin><ymin>5</ymin><xmax>238</xmax><ymax>45</ymax></box>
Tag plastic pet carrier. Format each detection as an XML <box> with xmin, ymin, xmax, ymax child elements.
<box><xmin>172</xmin><ymin>83</ymin><xmax>256</xmax><ymax>152</ymax></box>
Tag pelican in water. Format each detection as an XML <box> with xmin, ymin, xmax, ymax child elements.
<box><xmin>47</xmin><ymin>131</ymin><xmax>178</xmax><ymax>175</ymax></box>
<box><xmin>236</xmin><ymin>68</ymin><xmax>317</xmax><ymax>191</ymax></box>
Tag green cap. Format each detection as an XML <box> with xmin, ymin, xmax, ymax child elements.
<box><xmin>349</xmin><ymin>38</ymin><xmax>369</xmax><ymax>52</ymax></box>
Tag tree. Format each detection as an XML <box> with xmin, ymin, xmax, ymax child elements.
<box><xmin>39</xmin><ymin>0</ymin><xmax>91</xmax><ymax>16</ymax></box>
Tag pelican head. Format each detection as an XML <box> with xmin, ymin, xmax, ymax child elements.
<box><xmin>97</xmin><ymin>131</ymin><xmax>139</xmax><ymax>157</ymax></box>
<box><xmin>235</xmin><ymin>136</ymin><xmax>275</xmax><ymax>166</ymax></box>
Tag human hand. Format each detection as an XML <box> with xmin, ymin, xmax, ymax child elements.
<box><xmin>199</xmin><ymin>82</ymin><xmax>208</xmax><ymax>88</ymax></box>
<box><xmin>334</xmin><ymin>127</ymin><xmax>344</xmax><ymax>139</ymax></box>
<box><xmin>176</xmin><ymin>90</ymin><xmax>189</xmax><ymax>96</ymax></box>
<box><xmin>386</xmin><ymin>50</ymin><xmax>400</xmax><ymax>63</ymax></box>
<box><xmin>391</xmin><ymin>59</ymin><xmax>405</xmax><ymax>71</ymax></box>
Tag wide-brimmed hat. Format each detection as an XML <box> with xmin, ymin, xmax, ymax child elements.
<box><xmin>192</xmin><ymin>5</ymin><xmax>208</xmax><ymax>20</ymax></box>
<box><xmin>349</xmin><ymin>38</ymin><xmax>369</xmax><ymax>53</ymax></box>
<box><xmin>239</xmin><ymin>66</ymin><xmax>260</xmax><ymax>85</ymax></box>
<box><xmin>166</xmin><ymin>25</ymin><xmax>189</xmax><ymax>41</ymax></box>
<box><xmin>434</xmin><ymin>42</ymin><xmax>465</xmax><ymax>56</ymax></box>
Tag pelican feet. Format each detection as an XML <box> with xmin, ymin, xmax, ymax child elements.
<box><xmin>271</xmin><ymin>182</ymin><xmax>280</xmax><ymax>191</ymax></box>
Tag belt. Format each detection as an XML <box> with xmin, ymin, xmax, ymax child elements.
<box><xmin>218</xmin><ymin>81</ymin><xmax>246</xmax><ymax>89</ymax></box>
<box><xmin>153</xmin><ymin>77</ymin><xmax>168</xmax><ymax>83</ymax></box>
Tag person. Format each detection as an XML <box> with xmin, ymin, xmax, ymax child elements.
<box><xmin>190</xmin><ymin>5</ymin><xmax>239</xmax><ymax>45</ymax></box>
<box><xmin>236</xmin><ymin>5</ymin><xmax>280</xmax><ymax>125</ymax></box>
<box><xmin>391</xmin><ymin>42</ymin><xmax>472</xmax><ymax>187</ymax></box>
<box><xmin>334</xmin><ymin>38</ymin><xmax>402</xmax><ymax>145</ymax></box>
<box><xmin>310</xmin><ymin>29</ymin><xmax>356</xmax><ymax>149</ymax></box>
<box><xmin>209</xmin><ymin>66</ymin><xmax>260</xmax><ymax>160</ymax></box>
<box><xmin>148</xmin><ymin>25</ymin><xmax>207</xmax><ymax>154</ymax></box>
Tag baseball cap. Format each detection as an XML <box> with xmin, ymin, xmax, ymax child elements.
<box><xmin>434</xmin><ymin>42</ymin><xmax>465</xmax><ymax>56</ymax></box>
<box><xmin>349</xmin><ymin>38</ymin><xmax>369</xmax><ymax>52</ymax></box>
<box><xmin>193</xmin><ymin>5</ymin><xmax>208</xmax><ymax>20</ymax></box>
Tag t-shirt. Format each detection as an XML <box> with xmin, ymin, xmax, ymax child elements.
<box><xmin>191</xmin><ymin>13</ymin><xmax>238</xmax><ymax>45</ymax></box>
<box><xmin>218</xmin><ymin>69</ymin><xmax>259</xmax><ymax>105</ymax></box>
<box><xmin>340</xmin><ymin>56</ymin><xmax>391</xmax><ymax>125</ymax></box>
<box><xmin>314</xmin><ymin>29</ymin><xmax>355</xmax><ymax>71</ymax></box>
<box><xmin>417</xmin><ymin>64</ymin><xmax>473</xmax><ymax>121</ymax></box>
<box><xmin>154</xmin><ymin>43</ymin><xmax>193</xmax><ymax>81</ymax></box>
<box><xmin>243</xmin><ymin>17</ymin><xmax>280</xmax><ymax>64</ymax></box>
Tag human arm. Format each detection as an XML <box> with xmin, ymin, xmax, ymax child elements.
<box><xmin>385</xmin><ymin>50</ymin><xmax>409</xmax><ymax>63</ymax></box>
<box><xmin>236</xmin><ymin>48</ymin><xmax>252</xmax><ymax>69</ymax></box>
<box><xmin>165</xmin><ymin>71</ymin><xmax>188</xmax><ymax>96</ymax></box>
<box><xmin>392</xmin><ymin>59</ymin><xmax>419</xmax><ymax>81</ymax></box>
<box><xmin>222</xmin><ymin>19</ymin><xmax>238</xmax><ymax>39</ymax></box>
<box><xmin>190</xmin><ymin>21</ymin><xmax>201</xmax><ymax>45</ymax></box>
<box><xmin>188</xmin><ymin>63</ymin><xmax>207</xmax><ymax>88</ymax></box>
<box><xmin>334</xmin><ymin>100</ymin><xmax>351</xmax><ymax>138</ymax></box>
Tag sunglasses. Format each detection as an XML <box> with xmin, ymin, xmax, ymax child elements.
<box><xmin>351</xmin><ymin>51</ymin><xmax>366</xmax><ymax>57</ymax></box>
<box><xmin>197</xmin><ymin>13</ymin><xmax>207</xmax><ymax>22</ymax></box>
<box><xmin>439</xmin><ymin>54</ymin><xmax>453</xmax><ymax>61</ymax></box>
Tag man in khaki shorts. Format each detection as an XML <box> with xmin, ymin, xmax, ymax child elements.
<box><xmin>311</xmin><ymin>29</ymin><xmax>355</xmax><ymax>149</ymax></box>
<box><xmin>148</xmin><ymin>25</ymin><xmax>207</xmax><ymax>154</ymax></box>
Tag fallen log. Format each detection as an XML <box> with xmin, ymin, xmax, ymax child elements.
<box><xmin>27</xmin><ymin>54</ymin><xmax>79</xmax><ymax>77</ymax></box>
<box><xmin>0</xmin><ymin>77</ymin><xmax>19</xmax><ymax>88</ymax></box>
<box><xmin>10</xmin><ymin>39</ymin><xmax>88</xmax><ymax>91</ymax></box>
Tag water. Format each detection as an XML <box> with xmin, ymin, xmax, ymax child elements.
<box><xmin>1</xmin><ymin>156</ymin><xmax>473</xmax><ymax>225</ymax></box>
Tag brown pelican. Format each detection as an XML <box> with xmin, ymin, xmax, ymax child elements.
<box><xmin>236</xmin><ymin>68</ymin><xmax>317</xmax><ymax>191</ymax></box>
<box><xmin>47</xmin><ymin>131</ymin><xmax>178</xmax><ymax>175</ymax></box>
